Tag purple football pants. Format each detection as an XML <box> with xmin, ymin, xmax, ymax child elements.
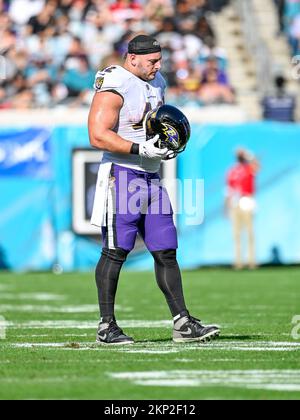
<box><xmin>102</xmin><ymin>164</ymin><xmax>178</xmax><ymax>252</ymax></box>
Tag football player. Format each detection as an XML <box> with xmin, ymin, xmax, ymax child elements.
<box><xmin>88</xmin><ymin>34</ymin><xmax>220</xmax><ymax>344</ymax></box>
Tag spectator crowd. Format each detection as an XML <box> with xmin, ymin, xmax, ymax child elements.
<box><xmin>0</xmin><ymin>0</ymin><xmax>233</xmax><ymax>109</ymax></box>
<box><xmin>274</xmin><ymin>0</ymin><xmax>300</xmax><ymax>57</ymax></box>
<box><xmin>259</xmin><ymin>0</ymin><xmax>299</xmax><ymax>123</ymax></box>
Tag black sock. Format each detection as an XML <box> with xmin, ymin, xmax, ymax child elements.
<box><xmin>151</xmin><ymin>249</ymin><xmax>188</xmax><ymax>317</ymax></box>
<box><xmin>95</xmin><ymin>248</ymin><xmax>128</xmax><ymax>319</ymax></box>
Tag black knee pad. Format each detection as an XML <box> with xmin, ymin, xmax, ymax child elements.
<box><xmin>101</xmin><ymin>247</ymin><xmax>129</xmax><ymax>263</ymax></box>
<box><xmin>151</xmin><ymin>249</ymin><xmax>177</xmax><ymax>267</ymax></box>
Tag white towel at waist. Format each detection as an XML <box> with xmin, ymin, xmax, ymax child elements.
<box><xmin>91</xmin><ymin>161</ymin><xmax>112</xmax><ymax>227</ymax></box>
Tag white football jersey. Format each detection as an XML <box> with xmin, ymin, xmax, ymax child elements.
<box><xmin>93</xmin><ymin>65</ymin><xmax>166</xmax><ymax>173</ymax></box>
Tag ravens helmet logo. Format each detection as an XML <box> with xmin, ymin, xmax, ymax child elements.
<box><xmin>144</xmin><ymin>105</ymin><xmax>191</xmax><ymax>159</ymax></box>
<box><xmin>161</xmin><ymin>123</ymin><xmax>179</xmax><ymax>149</ymax></box>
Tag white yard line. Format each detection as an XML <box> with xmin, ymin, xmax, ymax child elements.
<box><xmin>121</xmin><ymin>350</ymin><xmax>179</xmax><ymax>354</ymax></box>
<box><xmin>115</xmin><ymin>341</ymin><xmax>300</xmax><ymax>353</ymax></box>
<box><xmin>3</xmin><ymin>319</ymin><xmax>300</xmax><ymax>354</ymax></box>
<box><xmin>0</xmin><ymin>304</ymin><xmax>132</xmax><ymax>313</ymax></box>
<box><xmin>8</xmin><ymin>341</ymin><xmax>300</xmax><ymax>354</ymax></box>
<box><xmin>0</xmin><ymin>293</ymin><xmax>66</xmax><ymax>301</ymax></box>
<box><xmin>3</xmin><ymin>320</ymin><xmax>173</xmax><ymax>329</ymax></box>
<box><xmin>0</xmin><ymin>305</ymin><xmax>99</xmax><ymax>313</ymax></box>
<box><xmin>0</xmin><ymin>317</ymin><xmax>291</xmax><ymax>334</ymax></box>
<box><xmin>108</xmin><ymin>370</ymin><xmax>300</xmax><ymax>391</ymax></box>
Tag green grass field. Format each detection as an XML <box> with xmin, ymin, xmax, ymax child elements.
<box><xmin>0</xmin><ymin>268</ymin><xmax>300</xmax><ymax>400</ymax></box>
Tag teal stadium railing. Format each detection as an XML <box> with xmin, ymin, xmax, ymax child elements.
<box><xmin>0</xmin><ymin>122</ymin><xmax>299</xmax><ymax>271</ymax></box>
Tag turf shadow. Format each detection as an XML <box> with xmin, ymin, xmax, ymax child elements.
<box><xmin>134</xmin><ymin>338</ymin><xmax>173</xmax><ymax>344</ymax></box>
<box><xmin>218</xmin><ymin>335</ymin><xmax>263</xmax><ymax>341</ymax></box>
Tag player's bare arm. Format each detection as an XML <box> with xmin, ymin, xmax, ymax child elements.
<box><xmin>88</xmin><ymin>91</ymin><xmax>133</xmax><ymax>154</ymax></box>
<box><xmin>88</xmin><ymin>90</ymin><xmax>167</xmax><ymax>159</ymax></box>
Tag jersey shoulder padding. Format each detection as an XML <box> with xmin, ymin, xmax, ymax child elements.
<box><xmin>93</xmin><ymin>65</ymin><xmax>134</xmax><ymax>99</ymax></box>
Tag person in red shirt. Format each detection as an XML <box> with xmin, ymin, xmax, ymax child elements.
<box><xmin>225</xmin><ymin>148</ymin><xmax>260</xmax><ymax>270</ymax></box>
<box><xmin>109</xmin><ymin>0</ymin><xmax>143</xmax><ymax>23</ymax></box>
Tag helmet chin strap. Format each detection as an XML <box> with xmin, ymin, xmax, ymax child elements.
<box><xmin>163</xmin><ymin>145</ymin><xmax>187</xmax><ymax>160</ymax></box>
<box><xmin>163</xmin><ymin>151</ymin><xmax>177</xmax><ymax>161</ymax></box>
